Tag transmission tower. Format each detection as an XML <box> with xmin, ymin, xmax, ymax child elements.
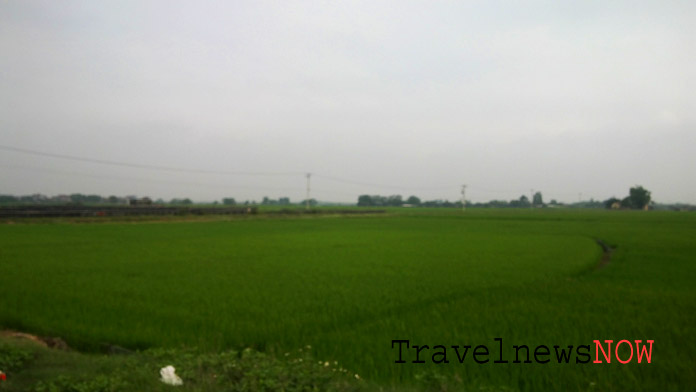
<box><xmin>461</xmin><ymin>185</ymin><xmax>467</xmax><ymax>211</ymax></box>
<box><xmin>305</xmin><ymin>173</ymin><xmax>311</xmax><ymax>210</ymax></box>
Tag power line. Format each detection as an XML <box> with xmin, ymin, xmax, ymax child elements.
<box><xmin>0</xmin><ymin>144</ymin><xmax>303</xmax><ymax>177</ymax></box>
<box><xmin>1</xmin><ymin>144</ymin><xmax>458</xmax><ymax>192</ymax></box>
<box><xmin>312</xmin><ymin>173</ymin><xmax>453</xmax><ymax>191</ymax></box>
<box><xmin>3</xmin><ymin>144</ymin><xmax>582</xmax><ymax>202</ymax></box>
<box><xmin>310</xmin><ymin>188</ymin><xmax>361</xmax><ymax>197</ymax></box>
<box><xmin>3</xmin><ymin>164</ymin><xmax>305</xmax><ymax>192</ymax></box>
<box><xmin>3</xmin><ymin>161</ymin><xmax>590</xmax><ymax>203</ymax></box>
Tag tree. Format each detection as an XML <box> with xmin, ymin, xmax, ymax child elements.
<box><xmin>0</xmin><ymin>195</ymin><xmax>18</xmax><ymax>204</ymax></box>
<box><xmin>357</xmin><ymin>195</ymin><xmax>373</xmax><ymax>207</ymax></box>
<box><xmin>223</xmin><ymin>198</ymin><xmax>236</xmax><ymax>205</ymax></box>
<box><xmin>85</xmin><ymin>194</ymin><xmax>103</xmax><ymax>203</ymax></box>
<box><xmin>629</xmin><ymin>186</ymin><xmax>651</xmax><ymax>210</ymax></box>
<box><xmin>372</xmin><ymin>195</ymin><xmax>387</xmax><ymax>206</ymax></box>
<box><xmin>406</xmin><ymin>195</ymin><xmax>421</xmax><ymax>206</ymax></box>
<box><xmin>510</xmin><ymin>195</ymin><xmax>530</xmax><ymax>208</ymax></box>
<box><xmin>301</xmin><ymin>198</ymin><xmax>318</xmax><ymax>207</ymax></box>
<box><xmin>488</xmin><ymin>200</ymin><xmax>509</xmax><ymax>208</ymax></box>
<box><xmin>70</xmin><ymin>193</ymin><xmax>86</xmax><ymax>204</ymax></box>
<box><xmin>532</xmin><ymin>191</ymin><xmax>543</xmax><ymax>206</ymax></box>
<box><xmin>387</xmin><ymin>195</ymin><xmax>403</xmax><ymax>207</ymax></box>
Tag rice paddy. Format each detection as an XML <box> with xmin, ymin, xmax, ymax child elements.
<box><xmin>0</xmin><ymin>208</ymin><xmax>694</xmax><ymax>390</ymax></box>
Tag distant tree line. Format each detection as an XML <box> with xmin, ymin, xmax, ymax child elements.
<box><xmin>0</xmin><ymin>193</ymin><xmax>309</xmax><ymax>207</ymax></box>
<box><xmin>355</xmin><ymin>187</ymin><xmax>670</xmax><ymax>210</ymax></box>
<box><xmin>261</xmin><ymin>196</ymin><xmax>291</xmax><ymax>205</ymax></box>
<box><xmin>1</xmin><ymin>186</ymin><xmax>685</xmax><ymax>211</ymax></box>
<box><xmin>603</xmin><ymin>186</ymin><xmax>652</xmax><ymax>210</ymax></box>
<box><xmin>357</xmin><ymin>192</ymin><xmax>546</xmax><ymax>208</ymax></box>
<box><xmin>0</xmin><ymin>193</ymin><xmax>195</xmax><ymax>206</ymax></box>
<box><xmin>223</xmin><ymin>196</ymin><xmax>316</xmax><ymax>207</ymax></box>
<box><xmin>358</xmin><ymin>194</ymin><xmax>465</xmax><ymax>208</ymax></box>
<box><xmin>0</xmin><ymin>193</ymin><xmax>129</xmax><ymax>205</ymax></box>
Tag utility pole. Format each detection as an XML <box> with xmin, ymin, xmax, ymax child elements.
<box><xmin>305</xmin><ymin>173</ymin><xmax>311</xmax><ymax>210</ymax></box>
<box><xmin>530</xmin><ymin>189</ymin><xmax>535</xmax><ymax>208</ymax></box>
<box><xmin>461</xmin><ymin>184</ymin><xmax>467</xmax><ymax>211</ymax></box>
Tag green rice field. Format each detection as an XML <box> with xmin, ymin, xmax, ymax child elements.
<box><xmin>0</xmin><ymin>209</ymin><xmax>694</xmax><ymax>390</ymax></box>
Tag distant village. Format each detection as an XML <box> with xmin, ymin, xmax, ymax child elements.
<box><xmin>0</xmin><ymin>186</ymin><xmax>693</xmax><ymax>211</ymax></box>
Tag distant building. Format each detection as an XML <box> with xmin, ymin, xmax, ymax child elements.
<box><xmin>31</xmin><ymin>193</ymin><xmax>48</xmax><ymax>203</ymax></box>
<box><xmin>54</xmin><ymin>194</ymin><xmax>72</xmax><ymax>203</ymax></box>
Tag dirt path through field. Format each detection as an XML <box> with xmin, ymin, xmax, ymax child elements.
<box><xmin>0</xmin><ymin>330</ymin><xmax>69</xmax><ymax>350</ymax></box>
<box><xmin>595</xmin><ymin>239</ymin><xmax>615</xmax><ymax>268</ymax></box>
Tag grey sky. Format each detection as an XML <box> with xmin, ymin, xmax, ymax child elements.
<box><xmin>1</xmin><ymin>1</ymin><xmax>694</xmax><ymax>203</ymax></box>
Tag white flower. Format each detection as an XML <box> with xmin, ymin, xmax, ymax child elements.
<box><xmin>354</xmin><ymin>374</ymin><xmax>360</xmax><ymax>380</ymax></box>
<box><xmin>160</xmin><ymin>365</ymin><xmax>183</xmax><ymax>386</ymax></box>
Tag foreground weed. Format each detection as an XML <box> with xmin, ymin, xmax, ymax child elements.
<box><xmin>33</xmin><ymin>375</ymin><xmax>129</xmax><ymax>392</ymax></box>
<box><xmin>0</xmin><ymin>342</ymin><xmax>34</xmax><ymax>372</ymax></box>
<box><xmin>145</xmin><ymin>346</ymin><xmax>363</xmax><ymax>392</ymax></box>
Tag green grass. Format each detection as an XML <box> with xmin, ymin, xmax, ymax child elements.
<box><xmin>0</xmin><ymin>338</ymin><xmax>363</xmax><ymax>392</ymax></box>
<box><xmin>0</xmin><ymin>209</ymin><xmax>694</xmax><ymax>391</ymax></box>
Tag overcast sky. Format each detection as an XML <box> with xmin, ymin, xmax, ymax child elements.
<box><xmin>1</xmin><ymin>1</ymin><xmax>694</xmax><ymax>203</ymax></box>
